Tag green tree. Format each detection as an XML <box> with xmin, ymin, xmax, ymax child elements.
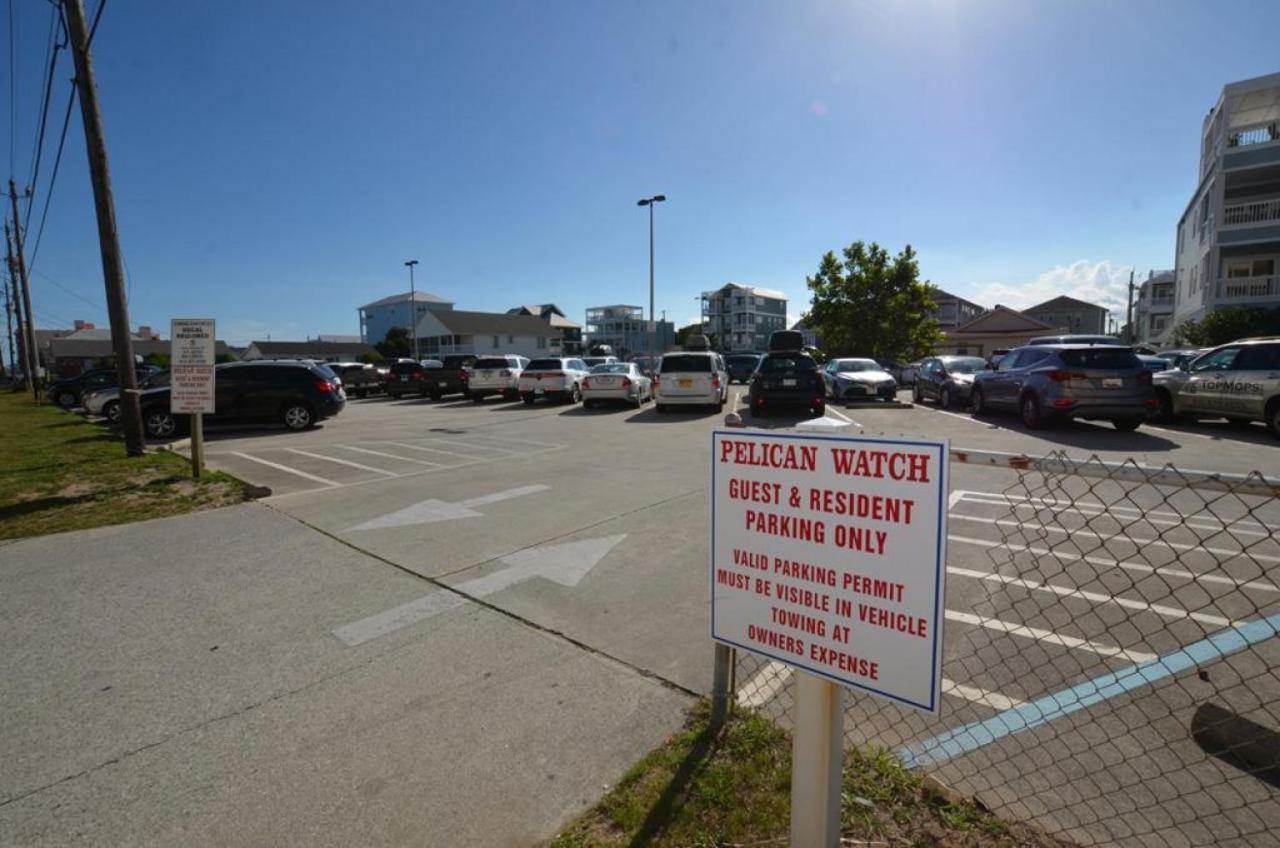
<box><xmin>1173</xmin><ymin>306</ymin><xmax>1280</xmax><ymax>348</ymax></box>
<box><xmin>376</xmin><ymin>327</ymin><xmax>411</xmax><ymax>359</ymax></box>
<box><xmin>674</xmin><ymin>322</ymin><xmax>704</xmax><ymax>347</ymax></box>
<box><xmin>803</xmin><ymin>241</ymin><xmax>942</xmax><ymax>362</ymax></box>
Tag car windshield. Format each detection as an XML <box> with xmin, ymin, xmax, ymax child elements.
<box><xmin>143</xmin><ymin>371</ymin><xmax>170</xmax><ymax>388</ymax></box>
<box><xmin>834</xmin><ymin>360</ymin><xmax>879</xmax><ymax>372</ymax></box>
<box><xmin>763</xmin><ymin>355</ymin><xmax>816</xmax><ymax>372</ymax></box>
<box><xmin>473</xmin><ymin>358</ymin><xmax>510</xmax><ymax>369</ymax></box>
<box><xmin>591</xmin><ymin>363</ymin><xmax>630</xmax><ymax>374</ymax></box>
<box><xmin>1058</xmin><ymin>349</ymin><xmax>1141</xmax><ymax>369</ymax></box>
<box><xmin>660</xmin><ymin>355</ymin><xmax>712</xmax><ymax>373</ymax></box>
<box><xmin>389</xmin><ymin>361</ymin><xmax>422</xmax><ymax>374</ymax></box>
<box><xmin>527</xmin><ymin>358</ymin><xmax>564</xmax><ymax>370</ymax></box>
<box><xmin>727</xmin><ymin>356</ymin><xmax>759</xmax><ymax>366</ymax></box>
<box><xmin>942</xmin><ymin>357</ymin><xmax>985</xmax><ymax>374</ymax></box>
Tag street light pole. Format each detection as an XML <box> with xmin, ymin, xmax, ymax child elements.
<box><xmin>404</xmin><ymin>260</ymin><xmax>419</xmax><ymax>360</ymax></box>
<box><xmin>636</xmin><ymin>194</ymin><xmax>666</xmax><ymax>366</ymax></box>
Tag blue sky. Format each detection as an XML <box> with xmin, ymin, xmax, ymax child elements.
<box><xmin>5</xmin><ymin>0</ymin><xmax>1280</xmax><ymax>344</ymax></box>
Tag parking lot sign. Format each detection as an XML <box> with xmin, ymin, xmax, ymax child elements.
<box><xmin>170</xmin><ymin>318</ymin><xmax>216</xmax><ymax>414</ymax></box>
<box><xmin>711</xmin><ymin>429</ymin><xmax>949</xmax><ymax>712</ymax></box>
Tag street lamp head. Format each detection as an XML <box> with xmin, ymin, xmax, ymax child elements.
<box><xmin>652</xmin><ymin>194</ymin><xmax>666</xmax><ymax>203</ymax></box>
<box><xmin>404</xmin><ymin>260</ymin><xmax>418</xmax><ymax>267</ymax></box>
<box><xmin>637</xmin><ymin>199</ymin><xmax>650</xmax><ymax>207</ymax></box>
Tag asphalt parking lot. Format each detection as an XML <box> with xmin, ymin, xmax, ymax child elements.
<box><xmin>4</xmin><ymin>388</ymin><xmax>1277</xmax><ymax>846</ymax></box>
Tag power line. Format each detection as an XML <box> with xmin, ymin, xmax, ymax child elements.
<box><xmin>8</xmin><ymin>0</ymin><xmax>15</xmax><ymax>179</ymax></box>
<box><xmin>24</xmin><ymin>4</ymin><xmax>66</xmax><ymax>230</ymax></box>
<box><xmin>26</xmin><ymin>86</ymin><xmax>74</xmax><ymax>275</ymax></box>
<box><xmin>32</xmin><ymin>268</ymin><xmax>106</xmax><ymax>315</ymax></box>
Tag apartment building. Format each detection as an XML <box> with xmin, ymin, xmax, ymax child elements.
<box><xmin>929</xmin><ymin>289</ymin><xmax>986</xmax><ymax>330</ymax></box>
<box><xmin>583</xmin><ymin>304</ymin><xmax>674</xmax><ymax>356</ymax></box>
<box><xmin>1022</xmin><ymin>295</ymin><xmax>1110</xmax><ymax>335</ymax></box>
<box><xmin>699</xmin><ymin>283</ymin><xmax>787</xmax><ymax>352</ymax></box>
<box><xmin>358</xmin><ymin>291</ymin><xmax>454</xmax><ymax>344</ymax></box>
<box><xmin>1134</xmin><ymin>270</ymin><xmax>1177</xmax><ymax>345</ymax></box>
<box><xmin>1172</xmin><ymin>72</ymin><xmax>1280</xmax><ymax>334</ymax></box>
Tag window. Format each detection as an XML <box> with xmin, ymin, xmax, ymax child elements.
<box><xmin>1233</xmin><ymin>344</ymin><xmax>1280</xmax><ymax>371</ymax></box>
<box><xmin>1012</xmin><ymin>349</ymin><xmax>1047</xmax><ymax>369</ymax></box>
<box><xmin>1191</xmin><ymin>347</ymin><xmax>1239</xmax><ymax>372</ymax></box>
<box><xmin>507</xmin><ymin>335</ymin><xmax>514</xmax><ymax>344</ymax></box>
<box><xmin>1058</xmin><ymin>349</ymin><xmax>1140</xmax><ymax>369</ymax></box>
<box><xmin>492</xmin><ymin>335</ymin><xmax>499</xmax><ymax>348</ymax></box>
<box><xmin>536</xmin><ymin>337</ymin><xmax>546</xmax><ymax>349</ymax></box>
<box><xmin>996</xmin><ymin>352</ymin><xmax>1019</xmax><ymax>371</ymax></box>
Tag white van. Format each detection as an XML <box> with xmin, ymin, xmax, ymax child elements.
<box><xmin>654</xmin><ymin>351</ymin><xmax>728</xmax><ymax>412</ymax></box>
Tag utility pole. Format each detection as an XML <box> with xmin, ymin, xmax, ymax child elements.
<box><xmin>6</xmin><ymin>204</ymin><xmax>40</xmax><ymax>401</ymax></box>
<box><xmin>4</xmin><ymin>235</ymin><xmax>19</xmax><ymax>386</ymax></box>
<box><xmin>63</xmin><ymin>0</ymin><xmax>144</xmax><ymax>454</ymax></box>
<box><xmin>404</xmin><ymin>259</ymin><xmax>419</xmax><ymax>360</ymax></box>
<box><xmin>1125</xmin><ymin>269</ymin><xmax>1136</xmax><ymax>344</ymax></box>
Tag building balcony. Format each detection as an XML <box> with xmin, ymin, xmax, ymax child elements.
<box><xmin>1228</xmin><ymin>124</ymin><xmax>1280</xmax><ymax>149</ymax></box>
<box><xmin>1222</xmin><ymin>197</ymin><xmax>1280</xmax><ymax>227</ymax></box>
<box><xmin>1216</xmin><ymin>275</ymin><xmax>1280</xmax><ymax>302</ymax></box>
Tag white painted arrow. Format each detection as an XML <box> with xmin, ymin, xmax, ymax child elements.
<box><xmin>344</xmin><ymin>484</ymin><xmax>549</xmax><ymax>532</ymax></box>
<box><xmin>332</xmin><ymin>534</ymin><xmax>627</xmax><ymax>646</ymax></box>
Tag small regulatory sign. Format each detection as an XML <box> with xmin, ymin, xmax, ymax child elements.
<box><xmin>711</xmin><ymin>429</ymin><xmax>949</xmax><ymax>712</ymax></box>
<box><xmin>170</xmin><ymin>318</ymin><xmax>216</xmax><ymax>414</ymax></box>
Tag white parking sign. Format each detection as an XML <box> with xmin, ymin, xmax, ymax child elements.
<box><xmin>711</xmin><ymin>429</ymin><xmax>948</xmax><ymax>713</ymax></box>
<box><xmin>170</xmin><ymin>319</ymin><xmax>216</xmax><ymax>414</ymax></box>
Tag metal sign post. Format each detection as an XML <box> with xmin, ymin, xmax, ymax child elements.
<box><xmin>170</xmin><ymin>319</ymin><xmax>216</xmax><ymax>479</ymax></box>
<box><xmin>791</xmin><ymin>671</ymin><xmax>843</xmax><ymax>847</ymax></box>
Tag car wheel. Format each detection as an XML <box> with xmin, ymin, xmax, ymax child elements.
<box><xmin>632</xmin><ymin>392</ymin><xmax>642</xmax><ymax>409</ymax></box>
<box><xmin>912</xmin><ymin>383</ymin><xmax>922</xmax><ymax>403</ymax></box>
<box><xmin>471</xmin><ymin>393</ymin><xmax>484</xmax><ymax>403</ymax></box>
<box><xmin>58</xmin><ymin>391</ymin><xmax>79</xmax><ymax>409</ymax></box>
<box><xmin>104</xmin><ymin>401</ymin><xmax>121</xmax><ymax>423</ymax></box>
<box><xmin>656</xmin><ymin>403</ymin><xmax>668</xmax><ymax>414</ymax></box>
<box><xmin>1020</xmin><ymin>394</ymin><xmax>1043</xmax><ymax>429</ymax></box>
<box><xmin>940</xmin><ymin>387</ymin><xmax>952</xmax><ymax>409</ymax></box>
<box><xmin>144</xmin><ymin>408</ymin><xmax>178</xmax><ymax>439</ymax></box>
<box><xmin>813</xmin><ymin>401</ymin><xmax>826</xmax><ymax>418</ymax></box>
<box><xmin>1267</xmin><ymin>399</ymin><xmax>1280</xmax><ymax>439</ymax></box>
<box><xmin>583</xmin><ymin>399</ymin><xmax>595</xmax><ymax>410</ymax></box>
<box><xmin>1154</xmin><ymin>388</ymin><xmax>1175</xmax><ymax>422</ymax></box>
<box><xmin>570</xmin><ymin>384</ymin><xmax>581</xmax><ymax>404</ymax></box>
<box><xmin>971</xmin><ymin>387</ymin><xmax>986</xmax><ymax>416</ymax></box>
<box><xmin>429</xmin><ymin>391</ymin><xmax>442</xmax><ymax>401</ymax></box>
<box><xmin>521</xmin><ymin>394</ymin><xmax>535</xmax><ymax>406</ymax></box>
<box><xmin>282</xmin><ymin>403</ymin><xmax>314</xmax><ymax>431</ymax></box>
<box><xmin>504</xmin><ymin>389</ymin><xmax>519</xmax><ymax>401</ymax></box>
<box><xmin>1113</xmin><ymin>417</ymin><xmax>1143</xmax><ymax>432</ymax></box>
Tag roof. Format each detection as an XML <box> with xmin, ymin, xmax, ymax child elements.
<box><xmin>426</xmin><ymin>309</ymin><xmax>568</xmax><ymax>336</ymax></box>
<box><xmin>704</xmin><ymin>283</ymin><xmax>787</xmax><ymax>301</ymax></box>
<box><xmin>359</xmin><ymin>291</ymin><xmax>452</xmax><ymax>310</ymax></box>
<box><xmin>50</xmin><ymin>337</ymin><xmax>233</xmax><ymax>359</ymax></box>
<box><xmin>1023</xmin><ymin>295</ymin><xmax>1109</xmax><ymax>314</ymax></box>
<box><xmin>247</xmin><ymin>340</ymin><xmax>375</xmax><ymax>357</ymax></box>
<box><xmin>951</xmin><ymin>305</ymin><xmax>1055</xmax><ymax>335</ymax></box>
<box><xmin>506</xmin><ymin>304</ymin><xmax>581</xmax><ymax>329</ymax></box>
<box><xmin>929</xmin><ymin>288</ymin><xmax>986</xmax><ymax>308</ymax></box>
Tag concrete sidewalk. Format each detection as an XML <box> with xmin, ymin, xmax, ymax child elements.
<box><xmin>0</xmin><ymin>504</ymin><xmax>691</xmax><ymax>846</ymax></box>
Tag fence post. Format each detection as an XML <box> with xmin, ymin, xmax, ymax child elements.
<box><xmin>791</xmin><ymin>670</ymin><xmax>843</xmax><ymax>848</ymax></box>
<box><xmin>711</xmin><ymin>642</ymin><xmax>732</xmax><ymax>728</ymax></box>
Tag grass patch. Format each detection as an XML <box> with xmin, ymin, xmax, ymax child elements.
<box><xmin>0</xmin><ymin>393</ymin><xmax>252</xmax><ymax>540</ymax></box>
<box><xmin>549</xmin><ymin>700</ymin><xmax>1073</xmax><ymax>848</ymax></box>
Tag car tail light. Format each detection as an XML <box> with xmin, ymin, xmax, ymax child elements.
<box><xmin>653</xmin><ymin>376</ymin><xmax>660</xmax><ymax>390</ymax></box>
<box><xmin>1052</xmin><ymin>398</ymin><xmax>1074</xmax><ymax>409</ymax></box>
<box><xmin>621</xmin><ymin>377</ymin><xmax>631</xmax><ymax>388</ymax></box>
<box><xmin>460</xmin><ymin>371</ymin><xmax>469</xmax><ymax>383</ymax></box>
<box><xmin>582</xmin><ymin>378</ymin><xmax>592</xmax><ymax>389</ymax></box>
<box><xmin>1144</xmin><ymin>397</ymin><xmax>1159</xmax><ymax>407</ymax></box>
<box><xmin>1137</xmin><ymin>370</ymin><xmax>1152</xmax><ymax>384</ymax></box>
<box><xmin>315</xmin><ymin>379</ymin><xmax>335</xmax><ymax>393</ymax></box>
<box><xmin>1047</xmin><ymin>369</ymin><xmax>1087</xmax><ymax>382</ymax></box>
<box><xmin>711</xmin><ymin>375</ymin><xmax>721</xmax><ymax>390</ymax></box>
<box><xmin>499</xmin><ymin>369</ymin><xmax>511</xmax><ymax>377</ymax></box>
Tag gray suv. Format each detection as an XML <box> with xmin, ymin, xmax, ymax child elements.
<box><xmin>1156</xmin><ymin>337</ymin><xmax>1280</xmax><ymax>437</ymax></box>
<box><xmin>971</xmin><ymin>344</ymin><xmax>1156</xmax><ymax>431</ymax></box>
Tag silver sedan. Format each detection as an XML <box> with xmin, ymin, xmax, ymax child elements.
<box><xmin>582</xmin><ymin>362</ymin><xmax>652</xmax><ymax>409</ymax></box>
<box><xmin>83</xmin><ymin>371</ymin><xmax>170</xmax><ymax>422</ymax></box>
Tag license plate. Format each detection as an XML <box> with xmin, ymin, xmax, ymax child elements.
<box><xmin>678</xmin><ymin>379</ymin><xmax>693</xmax><ymax>388</ymax></box>
<box><xmin>438</xmin><ymin>381</ymin><xmax>448</xmax><ymax>387</ymax></box>
<box><xmin>399</xmin><ymin>375</ymin><xmax>409</xmax><ymax>382</ymax></box>
<box><xmin>535</xmin><ymin>387</ymin><xmax>544</xmax><ymax>395</ymax></box>
<box><xmin>1103</xmin><ymin>378</ymin><xmax>1122</xmax><ymax>388</ymax></box>
<box><xmin>782</xmin><ymin>378</ymin><xmax>796</xmax><ymax>387</ymax></box>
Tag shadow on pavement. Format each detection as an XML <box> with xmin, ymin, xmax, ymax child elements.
<box><xmin>969</xmin><ymin>412</ymin><xmax>1180</xmax><ymax>452</ymax></box>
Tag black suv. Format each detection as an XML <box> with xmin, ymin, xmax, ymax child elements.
<box><xmin>385</xmin><ymin>359</ymin><xmax>430</xmax><ymax>398</ymax></box>
<box><xmin>748</xmin><ymin>351</ymin><xmax>825</xmax><ymax>417</ymax></box>
<box><xmin>138</xmin><ymin>361</ymin><xmax>345</xmax><ymax>439</ymax></box>
<box><xmin>725</xmin><ymin>353</ymin><xmax>761</xmax><ymax>384</ymax></box>
<box><xmin>48</xmin><ymin>366</ymin><xmax>159</xmax><ymax>409</ymax></box>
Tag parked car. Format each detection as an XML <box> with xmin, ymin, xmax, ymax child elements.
<box><xmin>725</xmin><ymin>353</ymin><xmax>762</xmax><ymax>384</ymax></box>
<box><xmin>84</xmin><ymin>370</ymin><xmax>171</xmax><ymax>422</ymax></box>
<box><xmin>1027</xmin><ymin>334</ymin><xmax>1125</xmax><ymax>347</ymax></box>
<box><xmin>517</xmin><ymin>357</ymin><xmax>590</xmax><ymax>405</ymax></box>
<box><xmin>138</xmin><ymin>361</ymin><xmax>345</xmax><ymax>439</ymax></box>
<box><xmin>1138</xmin><ymin>355</ymin><xmax>1173</xmax><ymax>373</ymax></box>
<box><xmin>468</xmin><ymin>354</ymin><xmax>528</xmax><ymax>402</ymax></box>
<box><xmin>971</xmin><ymin>344</ymin><xmax>1155</xmax><ymax>430</ymax></box>
<box><xmin>1153</xmin><ymin>337</ymin><xmax>1280</xmax><ymax>436</ymax></box>
<box><xmin>819</xmin><ymin>358</ymin><xmax>897</xmax><ymax>402</ymax></box>
<box><xmin>423</xmin><ymin>354</ymin><xmax>477</xmax><ymax>400</ymax></box>
<box><xmin>913</xmin><ymin>356</ymin><xmax>986</xmax><ymax>408</ymax></box>
<box><xmin>629</xmin><ymin>355</ymin><xmax>657</xmax><ymax>377</ymax></box>
<box><xmin>767</xmin><ymin>330</ymin><xmax>806</xmax><ymax>352</ymax></box>
<box><xmin>582</xmin><ymin>362</ymin><xmax>652</xmax><ymax>409</ymax></box>
<box><xmin>385</xmin><ymin>359</ymin><xmax>430</xmax><ymax>398</ymax></box>
<box><xmin>328</xmin><ymin>362</ymin><xmax>383</xmax><ymax>398</ymax></box>
<box><xmin>898</xmin><ymin>361</ymin><xmax>922</xmax><ymax>386</ymax></box>
<box><xmin>749</xmin><ymin>351</ymin><xmax>824</xmax><ymax>417</ymax></box>
<box><xmin>47</xmin><ymin>366</ymin><xmax>159</xmax><ymax>409</ymax></box>
<box><xmin>654</xmin><ymin>351</ymin><xmax>728</xmax><ymax>412</ymax></box>
<box><xmin>986</xmin><ymin>348</ymin><xmax>1011</xmax><ymax>369</ymax></box>
<box><xmin>580</xmin><ymin>355</ymin><xmax>619</xmax><ymax>369</ymax></box>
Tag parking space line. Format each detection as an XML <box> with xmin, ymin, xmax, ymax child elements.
<box><xmin>929</xmin><ymin>406</ymin><xmax>999</xmax><ymax>428</ymax></box>
<box><xmin>428</xmin><ymin>437</ymin><xmax>518</xmax><ymax>454</ymax></box>
<box><xmin>950</xmin><ymin>512</ymin><xmax>1280</xmax><ymax>570</ymax></box>
<box><xmin>826</xmin><ymin>407</ymin><xmax>862</xmax><ymax>427</ymax></box>
<box><xmin>947</xmin><ymin>559</ymin><xmax>1236</xmax><ymax>627</ymax></box>
<box><xmin>283</xmin><ymin>448</ymin><xmax>399</xmax><ymax>477</ymax></box>
<box><xmin>1141</xmin><ymin>424</ymin><xmax>1217</xmax><ymax>441</ymax></box>
<box><xmin>945</xmin><ymin>609</ymin><xmax>1156</xmax><ymax>662</ymax></box>
<box><xmin>336</xmin><ymin>445</ymin><xmax>443</xmax><ymax>466</ymax></box>
<box><xmin>941</xmin><ymin>678</ymin><xmax>1026</xmax><ymax>711</ymax></box>
<box><xmin>228</xmin><ymin>452</ymin><xmax>339</xmax><ymax>487</ymax></box>
<box><xmin>735</xmin><ymin>662</ymin><xmax>1026</xmax><ymax>713</ymax></box>
<box><xmin>463</xmin><ymin>434</ymin><xmax>563</xmax><ymax>450</ymax></box>
<box><xmin>384</xmin><ymin>441</ymin><xmax>491</xmax><ymax>461</ymax></box>
<box><xmin>957</xmin><ymin>491</ymin><xmax>1271</xmax><ymax>538</ymax></box>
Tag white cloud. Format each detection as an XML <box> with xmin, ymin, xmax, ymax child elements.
<box><xmin>787</xmin><ymin>312</ymin><xmax>803</xmax><ymax>328</ymax></box>
<box><xmin>810</xmin><ymin>99</ymin><xmax>829</xmax><ymax>117</ymax></box>
<box><xmin>969</xmin><ymin>260</ymin><xmax>1134</xmax><ymax>317</ymax></box>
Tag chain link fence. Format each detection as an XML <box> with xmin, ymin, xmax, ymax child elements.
<box><xmin>729</xmin><ymin>450</ymin><xmax>1280</xmax><ymax>847</ymax></box>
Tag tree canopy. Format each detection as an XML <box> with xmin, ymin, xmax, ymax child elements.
<box><xmin>375</xmin><ymin>326</ymin><xmax>411</xmax><ymax>359</ymax></box>
<box><xmin>803</xmin><ymin>241</ymin><xmax>942</xmax><ymax>362</ymax></box>
<box><xmin>1173</xmin><ymin>306</ymin><xmax>1280</xmax><ymax>348</ymax></box>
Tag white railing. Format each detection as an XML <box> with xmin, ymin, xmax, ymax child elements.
<box><xmin>1151</xmin><ymin>293</ymin><xmax>1174</xmax><ymax>306</ymax></box>
<box><xmin>1227</xmin><ymin>124</ymin><xmax>1280</xmax><ymax>149</ymax></box>
<box><xmin>1217</xmin><ymin>275</ymin><xmax>1279</xmax><ymax>301</ymax></box>
<box><xmin>1223</xmin><ymin>197</ymin><xmax>1280</xmax><ymax>227</ymax></box>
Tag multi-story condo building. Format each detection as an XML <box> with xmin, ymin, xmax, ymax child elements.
<box><xmin>1173</xmin><ymin>72</ymin><xmax>1280</xmax><ymax>334</ymax></box>
<box><xmin>699</xmin><ymin>283</ymin><xmax>787</xmax><ymax>352</ymax></box>
<box><xmin>583</xmin><ymin>305</ymin><xmax>674</xmax><ymax>356</ymax></box>
<box><xmin>929</xmin><ymin>289</ymin><xmax>986</xmax><ymax>330</ymax></box>
<box><xmin>1133</xmin><ymin>270</ymin><xmax>1176</xmax><ymax>345</ymax></box>
<box><xmin>358</xmin><ymin>291</ymin><xmax>453</xmax><ymax>344</ymax></box>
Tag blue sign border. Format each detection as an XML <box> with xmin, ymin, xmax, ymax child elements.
<box><xmin>710</xmin><ymin>428</ymin><xmax>949</xmax><ymax>713</ymax></box>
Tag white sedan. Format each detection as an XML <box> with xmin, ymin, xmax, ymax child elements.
<box><xmin>582</xmin><ymin>362</ymin><xmax>651</xmax><ymax>409</ymax></box>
